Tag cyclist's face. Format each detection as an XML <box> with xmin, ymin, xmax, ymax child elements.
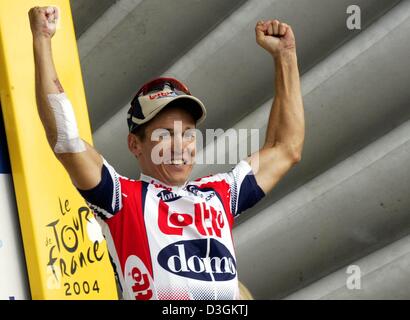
<box><xmin>133</xmin><ymin>106</ymin><xmax>197</xmax><ymax>186</ymax></box>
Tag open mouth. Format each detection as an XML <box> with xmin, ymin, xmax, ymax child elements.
<box><xmin>171</xmin><ymin>159</ymin><xmax>186</xmax><ymax>165</ymax></box>
<box><xmin>164</xmin><ymin>159</ymin><xmax>188</xmax><ymax>165</ymax></box>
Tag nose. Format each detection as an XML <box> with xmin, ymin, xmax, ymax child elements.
<box><xmin>171</xmin><ymin>133</ymin><xmax>196</xmax><ymax>160</ymax></box>
<box><xmin>172</xmin><ymin>133</ymin><xmax>183</xmax><ymax>158</ymax></box>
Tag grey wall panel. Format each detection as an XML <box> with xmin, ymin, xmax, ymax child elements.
<box><xmin>79</xmin><ymin>0</ymin><xmax>248</xmax><ymax>130</ymax></box>
<box><xmin>193</xmin><ymin>2</ymin><xmax>410</xmax><ymax>226</ymax></box>
<box><xmin>285</xmin><ymin>235</ymin><xmax>410</xmax><ymax>300</ymax></box>
<box><xmin>70</xmin><ymin>0</ymin><xmax>116</xmax><ymax>37</ymax></box>
<box><xmin>233</xmin><ymin>120</ymin><xmax>410</xmax><ymax>299</ymax></box>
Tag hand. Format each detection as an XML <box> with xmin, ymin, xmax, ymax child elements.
<box><xmin>28</xmin><ymin>6</ymin><xmax>59</xmax><ymax>39</ymax></box>
<box><xmin>255</xmin><ymin>20</ymin><xmax>296</xmax><ymax>58</ymax></box>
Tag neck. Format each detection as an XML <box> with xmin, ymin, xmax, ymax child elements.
<box><xmin>140</xmin><ymin>172</ymin><xmax>187</xmax><ymax>188</ymax></box>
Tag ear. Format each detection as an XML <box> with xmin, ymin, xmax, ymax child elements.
<box><xmin>128</xmin><ymin>133</ymin><xmax>143</xmax><ymax>158</ymax></box>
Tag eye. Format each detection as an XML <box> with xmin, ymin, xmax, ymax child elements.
<box><xmin>159</xmin><ymin>133</ymin><xmax>172</xmax><ymax>141</ymax></box>
<box><xmin>151</xmin><ymin>129</ymin><xmax>171</xmax><ymax>142</ymax></box>
<box><xmin>184</xmin><ymin>130</ymin><xmax>196</xmax><ymax>141</ymax></box>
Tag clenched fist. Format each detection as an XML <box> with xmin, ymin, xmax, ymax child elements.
<box><xmin>28</xmin><ymin>6</ymin><xmax>59</xmax><ymax>38</ymax></box>
<box><xmin>255</xmin><ymin>20</ymin><xmax>296</xmax><ymax>57</ymax></box>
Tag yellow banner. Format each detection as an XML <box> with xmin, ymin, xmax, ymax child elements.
<box><xmin>0</xmin><ymin>0</ymin><xmax>118</xmax><ymax>299</ymax></box>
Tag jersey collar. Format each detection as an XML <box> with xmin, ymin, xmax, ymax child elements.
<box><xmin>139</xmin><ymin>173</ymin><xmax>188</xmax><ymax>192</ymax></box>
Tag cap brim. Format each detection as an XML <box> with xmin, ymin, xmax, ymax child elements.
<box><xmin>131</xmin><ymin>95</ymin><xmax>207</xmax><ymax>127</ymax></box>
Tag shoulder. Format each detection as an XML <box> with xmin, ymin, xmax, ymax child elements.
<box><xmin>192</xmin><ymin>161</ymin><xmax>254</xmax><ymax>185</ymax></box>
<box><xmin>118</xmin><ymin>176</ymin><xmax>146</xmax><ymax>196</ymax></box>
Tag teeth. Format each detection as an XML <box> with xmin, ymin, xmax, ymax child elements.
<box><xmin>165</xmin><ymin>159</ymin><xmax>189</xmax><ymax>165</ymax></box>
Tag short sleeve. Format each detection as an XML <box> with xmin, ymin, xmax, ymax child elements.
<box><xmin>224</xmin><ymin>160</ymin><xmax>265</xmax><ymax>218</ymax></box>
<box><xmin>77</xmin><ymin>159</ymin><xmax>122</xmax><ymax>220</ymax></box>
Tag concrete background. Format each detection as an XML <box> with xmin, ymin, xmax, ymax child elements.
<box><xmin>70</xmin><ymin>0</ymin><xmax>410</xmax><ymax>299</ymax></box>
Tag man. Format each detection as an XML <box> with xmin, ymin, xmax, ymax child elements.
<box><xmin>29</xmin><ymin>6</ymin><xmax>304</xmax><ymax>300</ymax></box>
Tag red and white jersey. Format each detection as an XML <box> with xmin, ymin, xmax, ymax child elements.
<box><xmin>78</xmin><ymin>160</ymin><xmax>264</xmax><ymax>300</ymax></box>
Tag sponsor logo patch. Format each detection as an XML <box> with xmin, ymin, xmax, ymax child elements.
<box><xmin>157</xmin><ymin>239</ymin><xmax>237</xmax><ymax>281</ymax></box>
<box><xmin>186</xmin><ymin>185</ymin><xmax>216</xmax><ymax>201</ymax></box>
<box><xmin>157</xmin><ymin>190</ymin><xmax>182</xmax><ymax>202</ymax></box>
<box><xmin>124</xmin><ymin>255</ymin><xmax>156</xmax><ymax>300</ymax></box>
<box><xmin>158</xmin><ymin>201</ymin><xmax>225</xmax><ymax>238</ymax></box>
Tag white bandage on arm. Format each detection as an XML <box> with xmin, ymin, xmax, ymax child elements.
<box><xmin>47</xmin><ymin>93</ymin><xmax>86</xmax><ymax>153</ymax></box>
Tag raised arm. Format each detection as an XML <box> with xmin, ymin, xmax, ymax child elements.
<box><xmin>29</xmin><ymin>6</ymin><xmax>103</xmax><ymax>190</ymax></box>
<box><xmin>248</xmin><ymin>20</ymin><xmax>305</xmax><ymax>194</ymax></box>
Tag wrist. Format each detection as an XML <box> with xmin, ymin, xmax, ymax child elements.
<box><xmin>272</xmin><ymin>48</ymin><xmax>296</xmax><ymax>60</ymax></box>
<box><xmin>272</xmin><ymin>49</ymin><xmax>297</xmax><ymax>66</ymax></box>
<box><xmin>33</xmin><ymin>35</ymin><xmax>52</xmax><ymax>52</ymax></box>
<box><xmin>32</xmin><ymin>33</ymin><xmax>52</xmax><ymax>44</ymax></box>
